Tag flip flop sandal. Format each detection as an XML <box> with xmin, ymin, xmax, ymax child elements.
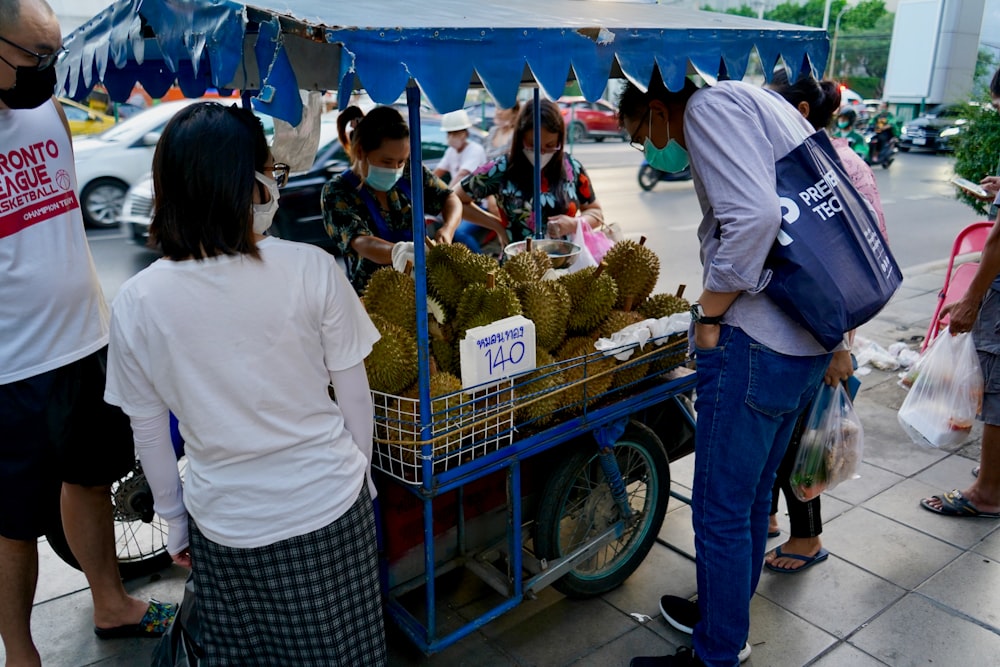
<box><xmin>919</xmin><ymin>489</ymin><xmax>1000</xmax><ymax>518</ymax></box>
<box><xmin>94</xmin><ymin>599</ymin><xmax>178</xmax><ymax>639</ymax></box>
<box><xmin>764</xmin><ymin>546</ymin><xmax>829</xmax><ymax>574</ymax></box>
<box><xmin>768</xmin><ymin>529</ymin><xmax>781</xmax><ymax>538</ymax></box>
<box><xmin>973</xmin><ymin>466</ymin><xmax>980</xmax><ymax>478</ymax></box>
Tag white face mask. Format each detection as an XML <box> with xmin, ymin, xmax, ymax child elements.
<box><xmin>523</xmin><ymin>148</ymin><xmax>555</xmax><ymax>169</ymax></box>
<box><xmin>253</xmin><ymin>171</ymin><xmax>280</xmax><ymax>234</ymax></box>
<box><xmin>447</xmin><ymin>135</ymin><xmax>465</xmax><ymax>150</ymax></box>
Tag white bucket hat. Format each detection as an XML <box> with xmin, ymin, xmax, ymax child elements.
<box><xmin>440</xmin><ymin>109</ymin><xmax>473</xmax><ymax>132</ymax></box>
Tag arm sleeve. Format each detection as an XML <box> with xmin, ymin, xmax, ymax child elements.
<box><xmin>457</xmin><ymin>143</ymin><xmax>487</xmax><ymax>176</ymax></box>
<box><xmin>130</xmin><ymin>411</ymin><xmax>189</xmax><ymax>556</ymax></box>
<box><xmin>322</xmin><ymin>179</ymin><xmax>373</xmax><ymax>254</ymax></box>
<box><xmin>571</xmin><ymin>158</ymin><xmax>597</xmax><ymax>206</ymax></box>
<box><xmin>421</xmin><ymin>166</ymin><xmax>454</xmax><ymax>216</ymax></box>
<box><xmin>684</xmin><ymin>100</ymin><xmax>783</xmax><ymax>294</ymax></box>
<box><xmin>321</xmin><ymin>254</ymin><xmax>380</xmax><ymax>372</ymax></box>
<box><xmin>460</xmin><ymin>156</ymin><xmax>506</xmax><ymax>201</ymax></box>
<box><xmin>329</xmin><ymin>362</ymin><xmax>377</xmax><ymax>499</ymax></box>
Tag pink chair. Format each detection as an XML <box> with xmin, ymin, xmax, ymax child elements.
<box><xmin>922</xmin><ymin>221</ymin><xmax>995</xmax><ymax>352</ymax></box>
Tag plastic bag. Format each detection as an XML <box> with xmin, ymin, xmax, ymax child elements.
<box><xmin>790</xmin><ymin>382</ymin><xmax>865</xmax><ymax>502</ymax></box>
<box><xmin>151</xmin><ymin>573</ymin><xmax>202</xmax><ymax>667</ymax></box>
<box><xmin>566</xmin><ymin>217</ymin><xmax>598</xmax><ymax>273</ymax></box>
<box><xmin>579</xmin><ymin>219</ymin><xmax>614</xmax><ymax>263</ymax></box>
<box><xmin>898</xmin><ymin>330</ymin><xmax>983</xmax><ymax>448</ymax></box>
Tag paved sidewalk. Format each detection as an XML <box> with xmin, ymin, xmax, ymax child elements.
<box><xmin>9</xmin><ymin>259</ymin><xmax>1000</xmax><ymax>666</ymax></box>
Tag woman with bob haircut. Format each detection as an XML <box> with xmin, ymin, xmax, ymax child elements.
<box><xmin>454</xmin><ymin>97</ymin><xmax>605</xmax><ymax>244</ymax></box>
<box><xmin>103</xmin><ymin>102</ymin><xmax>386</xmax><ymax>665</ymax></box>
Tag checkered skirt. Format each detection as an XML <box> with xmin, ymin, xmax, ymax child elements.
<box><xmin>189</xmin><ymin>486</ymin><xmax>386</xmax><ymax>666</ymax></box>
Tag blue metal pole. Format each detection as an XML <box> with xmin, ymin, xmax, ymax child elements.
<box><xmin>532</xmin><ymin>87</ymin><xmax>543</xmax><ymax>240</ymax></box>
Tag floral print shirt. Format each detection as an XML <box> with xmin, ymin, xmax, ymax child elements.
<box><xmin>322</xmin><ymin>164</ymin><xmax>451</xmax><ymax>293</ymax></box>
<box><xmin>460</xmin><ymin>154</ymin><xmax>596</xmax><ymax>243</ymax></box>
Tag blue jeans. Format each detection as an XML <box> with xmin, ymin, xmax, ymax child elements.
<box><xmin>452</xmin><ymin>220</ymin><xmax>483</xmax><ymax>254</ymax></box>
<box><xmin>691</xmin><ymin>326</ymin><xmax>830</xmax><ymax>667</ymax></box>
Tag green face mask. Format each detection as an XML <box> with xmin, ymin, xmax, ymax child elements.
<box><xmin>837</xmin><ymin>120</ymin><xmax>850</xmax><ymax>129</ymax></box>
<box><xmin>642</xmin><ymin>113</ymin><xmax>689</xmax><ymax>173</ymax></box>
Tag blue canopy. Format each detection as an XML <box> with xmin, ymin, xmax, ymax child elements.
<box><xmin>59</xmin><ymin>0</ymin><xmax>829</xmax><ymax>125</ymax></box>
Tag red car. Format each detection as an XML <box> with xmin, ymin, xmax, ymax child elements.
<box><xmin>558</xmin><ymin>96</ymin><xmax>628</xmax><ymax>143</ymax></box>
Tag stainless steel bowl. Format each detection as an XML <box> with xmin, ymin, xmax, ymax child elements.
<box><xmin>502</xmin><ymin>239</ymin><xmax>582</xmax><ymax>269</ymax></box>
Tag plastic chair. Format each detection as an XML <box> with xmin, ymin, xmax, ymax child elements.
<box><xmin>922</xmin><ymin>221</ymin><xmax>995</xmax><ymax>351</ymax></box>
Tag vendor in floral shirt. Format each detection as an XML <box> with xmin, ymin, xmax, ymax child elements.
<box><xmin>455</xmin><ymin>98</ymin><xmax>605</xmax><ymax>245</ymax></box>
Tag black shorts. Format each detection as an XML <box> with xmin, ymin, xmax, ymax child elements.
<box><xmin>0</xmin><ymin>347</ymin><xmax>135</xmax><ymax>540</ymax></box>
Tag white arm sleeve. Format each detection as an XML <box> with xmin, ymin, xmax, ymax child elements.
<box><xmin>130</xmin><ymin>411</ymin><xmax>189</xmax><ymax>555</ymax></box>
<box><xmin>329</xmin><ymin>362</ymin><xmax>377</xmax><ymax>499</ymax></box>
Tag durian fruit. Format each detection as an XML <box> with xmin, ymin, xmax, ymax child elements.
<box><xmin>429</xmin><ymin>320</ymin><xmax>459</xmax><ymax>377</ymax></box>
<box><xmin>365</xmin><ymin>313</ymin><xmax>418</xmax><ymax>395</ymax></box>
<box><xmin>516</xmin><ymin>280</ymin><xmax>570</xmax><ymax>352</ymax></box>
<box><xmin>426</xmin><ymin>242</ymin><xmax>475</xmax><ymax>313</ymax></box>
<box><xmin>555</xmin><ymin>336</ymin><xmax>615</xmax><ymax>413</ymax></box>
<box><xmin>452</xmin><ymin>273</ymin><xmax>522</xmax><ymax>341</ymax></box>
<box><xmin>394</xmin><ymin>371</ymin><xmax>467</xmax><ymax>465</ymax></box>
<box><xmin>638</xmin><ymin>292</ymin><xmax>691</xmax><ymax>320</ymax></box>
<box><xmin>559</xmin><ymin>263</ymin><xmax>618</xmax><ymax>335</ymax></box>
<box><xmin>362</xmin><ymin>267</ymin><xmax>416</xmax><ymax>333</ymax></box>
<box><xmin>503</xmin><ymin>245</ymin><xmax>553</xmax><ymax>285</ymax></box>
<box><xmin>603</xmin><ymin>237</ymin><xmax>660</xmax><ymax>309</ymax></box>
<box><xmin>596</xmin><ymin>308</ymin><xmax>644</xmax><ymax>339</ymax></box>
<box><xmin>514</xmin><ymin>349</ymin><xmax>562</xmax><ymax>427</ymax></box>
<box><xmin>596</xmin><ymin>305</ymin><xmax>649</xmax><ymax>388</ymax></box>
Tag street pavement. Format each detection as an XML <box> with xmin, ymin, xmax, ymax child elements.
<box><xmin>10</xmin><ymin>259</ymin><xmax>1000</xmax><ymax>667</ymax></box>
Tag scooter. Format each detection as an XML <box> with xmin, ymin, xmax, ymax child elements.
<box><xmin>638</xmin><ymin>160</ymin><xmax>692</xmax><ymax>190</ymax></box>
<box><xmin>864</xmin><ymin>129</ymin><xmax>898</xmax><ymax>169</ymax></box>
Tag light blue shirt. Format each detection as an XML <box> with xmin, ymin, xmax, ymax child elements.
<box><xmin>684</xmin><ymin>81</ymin><xmax>830</xmax><ymax>357</ymax></box>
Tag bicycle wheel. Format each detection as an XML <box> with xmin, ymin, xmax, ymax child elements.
<box><xmin>45</xmin><ymin>458</ymin><xmax>179</xmax><ymax>580</ymax></box>
<box><xmin>534</xmin><ymin>421</ymin><xmax>670</xmax><ymax>598</ymax></box>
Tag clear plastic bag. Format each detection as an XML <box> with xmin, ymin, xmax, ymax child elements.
<box><xmin>790</xmin><ymin>382</ymin><xmax>865</xmax><ymax>502</ymax></box>
<box><xmin>897</xmin><ymin>330</ymin><xmax>984</xmax><ymax>448</ymax></box>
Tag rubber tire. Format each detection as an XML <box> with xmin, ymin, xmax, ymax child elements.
<box><xmin>44</xmin><ymin>460</ymin><xmax>173</xmax><ymax>580</ymax></box>
<box><xmin>638</xmin><ymin>164</ymin><xmax>660</xmax><ymax>191</ymax></box>
<box><xmin>534</xmin><ymin>421</ymin><xmax>670</xmax><ymax>598</ymax></box>
<box><xmin>569</xmin><ymin>122</ymin><xmax>587</xmax><ymax>144</ymax></box>
<box><xmin>80</xmin><ymin>177</ymin><xmax>128</xmax><ymax>228</ymax></box>
<box><xmin>594</xmin><ymin>136</ymin><xmax>605</xmax><ymax>143</ymax></box>
<box><xmin>898</xmin><ymin>146</ymin><xmax>910</xmax><ymax>152</ymax></box>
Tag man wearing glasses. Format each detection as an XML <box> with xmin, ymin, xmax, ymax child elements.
<box><xmin>0</xmin><ymin>1</ymin><xmax>176</xmax><ymax>664</ymax></box>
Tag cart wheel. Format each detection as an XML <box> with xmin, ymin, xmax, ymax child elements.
<box><xmin>534</xmin><ymin>422</ymin><xmax>670</xmax><ymax>598</ymax></box>
<box><xmin>45</xmin><ymin>459</ymin><xmax>178</xmax><ymax>580</ymax></box>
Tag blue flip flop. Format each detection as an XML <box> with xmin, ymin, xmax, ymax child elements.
<box><xmin>764</xmin><ymin>546</ymin><xmax>829</xmax><ymax>574</ymax></box>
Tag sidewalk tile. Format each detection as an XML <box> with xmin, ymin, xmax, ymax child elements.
<box><xmin>821</xmin><ymin>507</ymin><xmax>961</xmax><ymax>589</ymax></box>
<box><xmin>35</xmin><ymin>539</ymin><xmax>90</xmax><ymax>604</ymax></box>
<box><xmin>657</xmin><ymin>503</ymin><xmax>694</xmax><ymax>560</ymax></box>
<box><xmin>913</xmin><ymin>451</ymin><xmax>986</xmax><ymax>492</ymax></box>
<box><xmin>974</xmin><ymin>528</ymin><xmax>1000</xmax><ymax>561</ymax></box>
<box><xmin>755</xmin><ymin>556</ymin><xmax>904</xmax><ymax>638</ymax></box>
<box><xmin>571</xmin><ymin>625</ymin><xmax>682</xmax><ymax>667</ymax></box>
<box><xmin>850</xmin><ymin>593</ymin><xmax>1000</xmax><ymax>666</ymax></box>
<box><xmin>852</xmin><ymin>402</ymin><xmax>948</xmax><ymax>477</ymax></box>
<box><xmin>826</xmin><ymin>461</ymin><xmax>904</xmax><ymax>507</ymax></box>
<box><xmin>742</xmin><ymin>595</ymin><xmax>837</xmax><ymax>667</ymax></box>
<box><xmin>918</xmin><ymin>551</ymin><xmax>1000</xmax><ymax>632</ymax></box>
<box><xmin>601</xmin><ymin>542</ymin><xmax>697</xmax><ymax>621</ymax></box>
<box><xmin>864</xmin><ymin>478</ymin><xmax>1000</xmax><ymax>549</ymax></box>
<box><xmin>808</xmin><ymin>642</ymin><xmax>890</xmax><ymax>667</ymax></box>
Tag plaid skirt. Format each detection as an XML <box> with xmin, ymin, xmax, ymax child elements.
<box><xmin>188</xmin><ymin>485</ymin><xmax>386</xmax><ymax>666</ymax></box>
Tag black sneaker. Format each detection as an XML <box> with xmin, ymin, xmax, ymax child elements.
<box><xmin>658</xmin><ymin>595</ymin><xmax>752</xmax><ymax>663</ymax></box>
<box><xmin>659</xmin><ymin>595</ymin><xmax>699</xmax><ymax>634</ymax></box>
<box><xmin>630</xmin><ymin>646</ymin><xmax>705</xmax><ymax>667</ymax></box>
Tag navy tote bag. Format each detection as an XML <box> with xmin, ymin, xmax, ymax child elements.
<box><xmin>765</xmin><ymin>130</ymin><xmax>902</xmax><ymax>350</ymax></box>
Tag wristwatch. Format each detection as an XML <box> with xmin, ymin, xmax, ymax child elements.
<box><xmin>690</xmin><ymin>302</ymin><xmax>723</xmax><ymax>325</ymax></box>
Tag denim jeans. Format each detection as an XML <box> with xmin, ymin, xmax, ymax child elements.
<box><xmin>691</xmin><ymin>325</ymin><xmax>830</xmax><ymax>667</ymax></box>
<box><xmin>451</xmin><ymin>220</ymin><xmax>483</xmax><ymax>254</ymax></box>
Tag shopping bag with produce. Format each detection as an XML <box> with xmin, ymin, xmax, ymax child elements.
<box><xmin>790</xmin><ymin>382</ymin><xmax>865</xmax><ymax>502</ymax></box>
<box><xmin>897</xmin><ymin>330</ymin><xmax>983</xmax><ymax>448</ymax></box>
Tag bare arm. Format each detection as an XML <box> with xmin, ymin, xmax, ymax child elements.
<box><xmin>454</xmin><ymin>182</ymin><xmax>508</xmax><ymax>246</ymax></box>
<box><xmin>351</xmin><ymin>235</ymin><xmax>394</xmax><ymax>266</ymax></box>
<box><xmin>941</xmin><ymin>216</ymin><xmax>1000</xmax><ymax>332</ymax></box>
<box><xmin>436</xmin><ymin>191</ymin><xmax>462</xmax><ymax>244</ymax></box>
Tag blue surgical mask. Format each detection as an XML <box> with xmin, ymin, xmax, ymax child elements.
<box><xmin>643</xmin><ymin>113</ymin><xmax>689</xmax><ymax>173</ymax></box>
<box><xmin>366</xmin><ymin>164</ymin><xmax>404</xmax><ymax>192</ymax></box>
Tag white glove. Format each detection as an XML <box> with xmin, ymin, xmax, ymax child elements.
<box><xmin>391</xmin><ymin>241</ymin><xmax>415</xmax><ymax>273</ymax></box>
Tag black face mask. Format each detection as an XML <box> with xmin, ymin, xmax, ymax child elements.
<box><xmin>0</xmin><ymin>64</ymin><xmax>56</xmax><ymax>109</ymax></box>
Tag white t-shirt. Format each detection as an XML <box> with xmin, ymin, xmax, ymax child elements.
<box><xmin>0</xmin><ymin>99</ymin><xmax>109</xmax><ymax>384</ymax></box>
<box><xmin>438</xmin><ymin>140</ymin><xmax>487</xmax><ymax>183</ymax></box>
<box><xmin>105</xmin><ymin>237</ymin><xmax>380</xmax><ymax>548</ymax></box>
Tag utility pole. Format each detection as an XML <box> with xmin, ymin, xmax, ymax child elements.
<box><xmin>822</xmin><ymin>0</ymin><xmax>833</xmax><ymax>31</ymax></box>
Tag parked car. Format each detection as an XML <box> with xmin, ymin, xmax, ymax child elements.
<box><xmin>557</xmin><ymin>96</ymin><xmax>627</xmax><ymax>143</ymax></box>
<box><xmin>899</xmin><ymin>104</ymin><xmax>969</xmax><ymax>153</ymax></box>
<box><xmin>58</xmin><ymin>98</ymin><xmax>116</xmax><ymax>136</ymax></box>
<box><xmin>122</xmin><ymin>113</ymin><xmax>462</xmax><ymax>251</ymax></box>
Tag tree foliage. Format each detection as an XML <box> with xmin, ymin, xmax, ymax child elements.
<box><xmin>952</xmin><ymin>105</ymin><xmax>1000</xmax><ymax>215</ymax></box>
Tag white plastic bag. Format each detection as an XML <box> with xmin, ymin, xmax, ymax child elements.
<box><xmin>897</xmin><ymin>330</ymin><xmax>983</xmax><ymax>448</ymax></box>
<box><xmin>566</xmin><ymin>217</ymin><xmax>598</xmax><ymax>273</ymax></box>
<box><xmin>790</xmin><ymin>382</ymin><xmax>865</xmax><ymax>502</ymax></box>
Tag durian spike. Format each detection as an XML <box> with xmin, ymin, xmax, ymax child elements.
<box><xmin>487</xmin><ymin>273</ymin><xmax>496</xmax><ymax>289</ymax></box>
<box><xmin>404</xmin><ymin>259</ymin><xmax>414</xmax><ymax>276</ymax></box>
<box><xmin>526</xmin><ymin>237</ymin><xmax>533</xmax><ymax>252</ymax></box>
<box><xmin>639</xmin><ymin>235</ymin><xmax>647</xmax><ymax>246</ymax></box>
<box><xmin>593</xmin><ymin>262</ymin><xmax>607</xmax><ymax>279</ymax></box>
<box><xmin>624</xmin><ymin>296</ymin><xmax>634</xmax><ymax>312</ymax></box>
<box><xmin>675</xmin><ymin>284</ymin><xmax>686</xmax><ymax>298</ymax></box>
<box><xmin>429</xmin><ymin>357</ymin><xmax>440</xmax><ymax>375</ymax></box>
<box><xmin>424</xmin><ymin>236</ymin><xmax>436</xmax><ymax>249</ymax></box>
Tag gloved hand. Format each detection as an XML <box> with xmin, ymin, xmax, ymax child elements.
<box><xmin>391</xmin><ymin>241</ymin><xmax>415</xmax><ymax>273</ymax></box>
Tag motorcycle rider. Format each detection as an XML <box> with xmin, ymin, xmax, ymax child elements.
<box><xmin>833</xmin><ymin>108</ymin><xmax>868</xmax><ymax>161</ymax></box>
<box><xmin>867</xmin><ymin>112</ymin><xmax>897</xmax><ymax>166</ymax></box>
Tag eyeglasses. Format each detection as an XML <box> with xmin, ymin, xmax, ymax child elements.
<box><xmin>271</xmin><ymin>163</ymin><xmax>289</xmax><ymax>188</ymax></box>
<box><xmin>0</xmin><ymin>35</ymin><xmax>66</xmax><ymax>71</ymax></box>
<box><xmin>627</xmin><ymin>108</ymin><xmax>651</xmax><ymax>153</ymax></box>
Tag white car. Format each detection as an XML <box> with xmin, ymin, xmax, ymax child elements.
<box><xmin>72</xmin><ymin>99</ymin><xmax>201</xmax><ymax>228</ymax></box>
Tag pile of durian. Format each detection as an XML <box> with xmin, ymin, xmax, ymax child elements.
<box><xmin>361</xmin><ymin>237</ymin><xmax>690</xmax><ymax>457</ymax></box>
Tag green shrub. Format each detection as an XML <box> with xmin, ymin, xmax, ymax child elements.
<box><xmin>952</xmin><ymin>105</ymin><xmax>1000</xmax><ymax>216</ymax></box>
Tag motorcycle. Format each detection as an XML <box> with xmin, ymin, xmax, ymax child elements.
<box><xmin>638</xmin><ymin>160</ymin><xmax>692</xmax><ymax>190</ymax></box>
<box><xmin>864</xmin><ymin>128</ymin><xmax>898</xmax><ymax>169</ymax></box>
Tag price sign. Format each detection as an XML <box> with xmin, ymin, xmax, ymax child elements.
<box><xmin>459</xmin><ymin>315</ymin><xmax>537</xmax><ymax>389</ymax></box>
